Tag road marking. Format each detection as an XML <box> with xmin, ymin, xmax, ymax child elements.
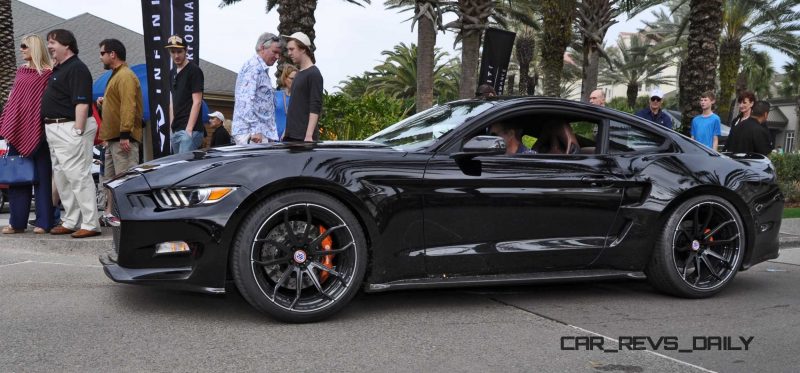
<box><xmin>491</xmin><ymin>297</ymin><xmax>717</xmax><ymax>373</ymax></box>
<box><xmin>25</xmin><ymin>260</ymin><xmax>102</xmax><ymax>268</ymax></box>
<box><xmin>0</xmin><ymin>260</ymin><xmax>32</xmax><ymax>268</ymax></box>
<box><xmin>0</xmin><ymin>260</ymin><xmax>101</xmax><ymax>269</ymax></box>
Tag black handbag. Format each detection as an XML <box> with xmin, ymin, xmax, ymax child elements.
<box><xmin>0</xmin><ymin>148</ymin><xmax>37</xmax><ymax>185</ymax></box>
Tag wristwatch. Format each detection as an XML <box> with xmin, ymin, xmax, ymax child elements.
<box><xmin>72</xmin><ymin>127</ymin><xmax>83</xmax><ymax>136</ymax></box>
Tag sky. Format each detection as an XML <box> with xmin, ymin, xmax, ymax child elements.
<box><xmin>17</xmin><ymin>0</ymin><xmax>790</xmax><ymax>92</ymax></box>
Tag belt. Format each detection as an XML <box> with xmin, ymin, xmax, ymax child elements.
<box><xmin>44</xmin><ymin>118</ymin><xmax>72</xmax><ymax>124</ymax></box>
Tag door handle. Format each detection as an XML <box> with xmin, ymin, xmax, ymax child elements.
<box><xmin>580</xmin><ymin>176</ymin><xmax>615</xmax><ymax>186</ymax></box>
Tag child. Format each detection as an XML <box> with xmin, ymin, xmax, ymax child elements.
<box><xmin>691</xmin><ymin>91</ymin><xmax>722</xmax><ymax>150</ymax></box>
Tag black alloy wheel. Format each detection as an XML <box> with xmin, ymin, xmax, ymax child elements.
<box><xmin>232</xmin><ymin>190</ymin><xmax>366</xmax><ymax>322</ymax></box>
<box><xmin>646</xmin><ymin>195</ymin><xmax>745</xmax><ymax>298</ymax></box>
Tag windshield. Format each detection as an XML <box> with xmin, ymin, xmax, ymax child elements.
<box><xmin>366</xmin><ymin>101</ymin><xmax>495</xmax><ymax>151</ymax></box>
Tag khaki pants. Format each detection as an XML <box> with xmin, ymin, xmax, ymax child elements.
<box><xmin>104</xmin><ymin>140</ymin><xmax>140</xmax><ymax>177</ymax></box>
<box><xmin>45</xmin><ymin>118</ymin><xmax>100</xmax><ymax>231</ymax></box>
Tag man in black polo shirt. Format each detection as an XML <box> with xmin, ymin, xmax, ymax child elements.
<box><xmin>41</xmin><ymin>29</ymin><xmax>100</xmax><ymax>238</ymax></box>
<box><xmin>165</xmin><ymin>35</ymin><xmax>204</xmax><ymax>154</ymax></box>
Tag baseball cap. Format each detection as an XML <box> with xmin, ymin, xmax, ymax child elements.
<box><xmin>282</xmin><ymin>32</ymin><xmax>312</xmax><ymax>48</ymax></box>
<box><xmin>208</xmin><ymin>111</ymin><xmax>225</xmax><ymax>122</ymax></box>
<box><xmin>165</xmin><ymin>35</ymin><xmax>186</xmax><ymax>49</ymax></box>
<box><xmin>650</xmin><ymin>88</ymin><xmax>664</xmax><ymax>99</ymax></box>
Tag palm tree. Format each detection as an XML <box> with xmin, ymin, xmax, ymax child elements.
<box><xmin>384</xmin><ymin>1</ymin><xmax>445</xmax><ymax>112</ymax></box>
<box><xmin>630</xmin><ymin>0</ymin><xmax>723</xmax><ymax>131</ymax></box>
<box><xmin>678</xmin><ymin>0</ymin><xmax>723</xmax><ymax>132</ymax></box>
<box><xmin>0</xmin><ymin>0</ymin><xmax>15</xmax><ymax>110</ymax></box>
<box><xmin>717</xmin><ymin>0</ymin><xmax>800</xmax><ymax>124</ymax></box>
<box><xmin>337</xmin><ymin>72</ymin><xmax>377</xmax><ymax>98</ymax></box>
<box><xmin>540</xmin><ymin>0</ymin><xmax>577</xmax><ymax>97</ymax></box>
<box><xmin>443</xmin><ymin>0</ymin><xmax>536</xmax><ymax>99</ymax></box>
<box><xmin>219</xmin><ymin>0</ymin><xmax>371</xmax><ymax>51</ymax></box>
<box><xmin>446</xmin><ymin>0</ymin><xmax>494</xmax><ymax>99</ymax></box>
<box><xmin>640</xmin><ymin>1</ymin><xmax>690</xmax><ymax>60</ymax></box>
<box><xmin>514</xmin><ymin>27</ymin><xmax>536</xmax><ymax>95</ymax></box>
<box><xmin>599</xmin><ymin>36</ymin><xmax>673</xmax><ymax>108</ymax></box>
<box><xmin>576</xmin><ymin>0</ymin><xmax>616</xmax><ymax>102</ymax></box>
<box><xmin>367</xmin><ymin>43</ymin><xmax>460</xmax><ymax>106</ymax></box>
<box><xmin>737</xmin><ymin>46</ymin><xmax>774</xmax><ymax>99</ymax></box>
<box><xmin>780</xmin><ymin>60</ymin><xmax>800</xmax><ymax>97</ymax></box>
<box><xmin>575</xmin><ymin>0</ymin><xmax>650</xmax><ymax>102</ymax></box>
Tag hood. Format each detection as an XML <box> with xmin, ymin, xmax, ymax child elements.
<box><xmin>129</xmin><ymin>140</ymin><xmax>394</xmax><ymax>187</ymax></box>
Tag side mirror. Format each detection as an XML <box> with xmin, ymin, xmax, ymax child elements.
<box><xmin>451</xmin><ymin>136</ymin><xmax>506</xmax><ymax>160</ymax></box>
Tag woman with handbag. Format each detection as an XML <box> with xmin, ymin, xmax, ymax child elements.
<box><xmin>0</xmin><ymin>35</ymin><xmax>55</xmax><ymax>234</ymax></box>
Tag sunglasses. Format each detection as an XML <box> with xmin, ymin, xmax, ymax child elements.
<box><xmin>20</xmin><ymin>43</ymin><xmax>28</xmax><ymax>50</ymax></box>
<box><xmin>99</xmin><ymin>50</ymin><xmax>110</xmax><ymax>56</ymax></box>
<box><xmin>650</xmin><ymin>97</ymin><xmax>662</xmax><ymax>102</ymax></box>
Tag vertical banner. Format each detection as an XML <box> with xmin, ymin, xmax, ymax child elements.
<box><xmin>478</xmin><ymin>28</ymin><xmax>516</xmax><ymax>95</ymax></box>
<box><xmin>141</xmin><ymin>0</ymin><xmax>199</xmax><ymax>158</ymax></box>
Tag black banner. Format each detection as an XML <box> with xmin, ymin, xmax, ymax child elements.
<box><xmin>478</xmin><ymin>28</ymin><xmax>516</xmax><ymax>95</ymax></box>
<box><xmin>140</xmin><ymin>0</ymin><xmax>199</xmax><ymax>158</ymax></box>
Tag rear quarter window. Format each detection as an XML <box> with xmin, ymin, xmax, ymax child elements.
<box><xmin>608</xmin><ymin>120</ymin><xmax>666</xmax><ymax>154</ymax></box>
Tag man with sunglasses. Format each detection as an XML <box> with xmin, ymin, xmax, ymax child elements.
<box><xmin>231</xmin><ymin>33</ymin><xmax>282</xmax><ymax>145</ymax></box>
<box><xmin>96</xmin><ymin>38</ymin><xmax>143</xmax><ymax>225</ymax></box>
<box><xmin>635</xmin><ymin>88</ymin><xmax>673</xmax><ymax>130</ymax></box>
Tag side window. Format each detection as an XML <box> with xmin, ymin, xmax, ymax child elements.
<box><xmin>474</xmin><ymin>116</ymin><xmax>601</xmax><ymax>156</ymax></box>
<box><xmin>608</xmin><ymin>120</ymin><xmax>665</xmax><ymax>154</ymax></box>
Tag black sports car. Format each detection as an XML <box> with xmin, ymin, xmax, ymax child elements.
<box><xmin>101</xmin><ymin>97</ymin><xmax>783</xmax><ymax>322</ymax></box>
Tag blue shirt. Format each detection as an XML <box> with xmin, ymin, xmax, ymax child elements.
<box><xmin>274</xmin><ymin>90</ymin><xmax>291</xmax><ymax>139</ymax></box>
<box><xmin>691</xmin><ymin>113</ymin><xmax>721</xmax><ymax>149</ymax></box>
<box><xmin>635</xmin><ymin>108</ymin><xmax>673</xmax><ymax>129</ymax></box>
<box><xmin>231</xmin><ymin>55</ymin><xmax>277</xmax><ymax>141</ymax></box>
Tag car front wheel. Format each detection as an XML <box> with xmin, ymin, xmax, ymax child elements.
<box><xmin>646</xmin><ymin>195</ymin><xmax>745</xmax><ymax>298</ymax></box>
<box><xmin>231</xmin><ymin>190</ymin><xmax>367</xmax><ymax>322</ymax></box>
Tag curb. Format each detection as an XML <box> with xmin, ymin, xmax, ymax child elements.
<box><xmin>0</xmin><ymin>227</ymin><xmax>112</xmax><ymax>257</ymax></box>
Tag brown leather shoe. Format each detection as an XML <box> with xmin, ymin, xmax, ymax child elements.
<box><xmin>50</xmin><ymin>225</ymin><xmax>76</xmax><ymax>235</ymax></box>
<box><xmin>71</xmin><ymin>229</ymin><xmax>101</xmax><ymax>238</ymax></box>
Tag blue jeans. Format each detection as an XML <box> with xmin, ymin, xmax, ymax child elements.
<box><xmin>7</xmin><ymin>142</ymin><xmax>56</xmax><ymax>230</ymax></box>
<box><xmin>170</xmin><ymin>130</ymin><xmax>203</xmax><ymax>154</ymax></box>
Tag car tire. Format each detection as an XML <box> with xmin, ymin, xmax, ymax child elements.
<box><xmin>646</xmin><ymin>195</ymin><xmax>746</xmax><ymax>298</ymax></box>
<box><xmin>0</xmin><ymin>190</ymin><xmax>6</xmax><ymax>213</ymax></box>
<box><xmin>231</xmin><ymin>190</ymin><xmax>367</xmax><ymax>323</ymax></box>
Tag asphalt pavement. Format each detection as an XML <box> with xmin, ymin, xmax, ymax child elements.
<box><xmin>0</xmin><ymin>211</ymin><xmax>799</xmax><ymax>372</ymax></box>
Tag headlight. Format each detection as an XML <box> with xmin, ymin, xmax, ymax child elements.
<box><xmin>154</xmin><ymin>186</ymin><xmax>237</xmax><ymax>207</ymax></box>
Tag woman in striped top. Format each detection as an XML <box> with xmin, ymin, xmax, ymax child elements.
<box><xmin>0</xmin><ymin>35</ymin><xmax>56</xmax><ymax>234</ymax></box>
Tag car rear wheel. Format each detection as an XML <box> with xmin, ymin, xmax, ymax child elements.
<box><xmin>646</xmin><ymin>195</ymin><xmax>745</xmax><ymax>298</ymax></box>
<box><xmin>231</xmin><ymin>190</ymin><xmax>367</xmax><ymax>323</ymax></box>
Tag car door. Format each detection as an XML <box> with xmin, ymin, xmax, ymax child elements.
<box><xmin>421</xmin><ymin>118</ymin><xmax>626</xmax><ymax>276</ymax></box>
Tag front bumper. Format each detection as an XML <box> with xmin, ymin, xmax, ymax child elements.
<box><xmin>100</xmin><ymin>251</ymin><xmax>224</xmax><ymax>293</ymax></box>
<box><xmin>99</xmin><ymin>171</ymin><xmax>251</xmax><ymax>293</ymax></box>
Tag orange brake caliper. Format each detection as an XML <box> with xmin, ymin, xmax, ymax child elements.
<box><xmin>319</xmin><ymin>226</ymin><xmax>334</xmax><ymax>282</ymax></box>
<box><xmin>703</xmin><ymin>228</ymin><xmax>714</xmax><ymax>243</ymax></box>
